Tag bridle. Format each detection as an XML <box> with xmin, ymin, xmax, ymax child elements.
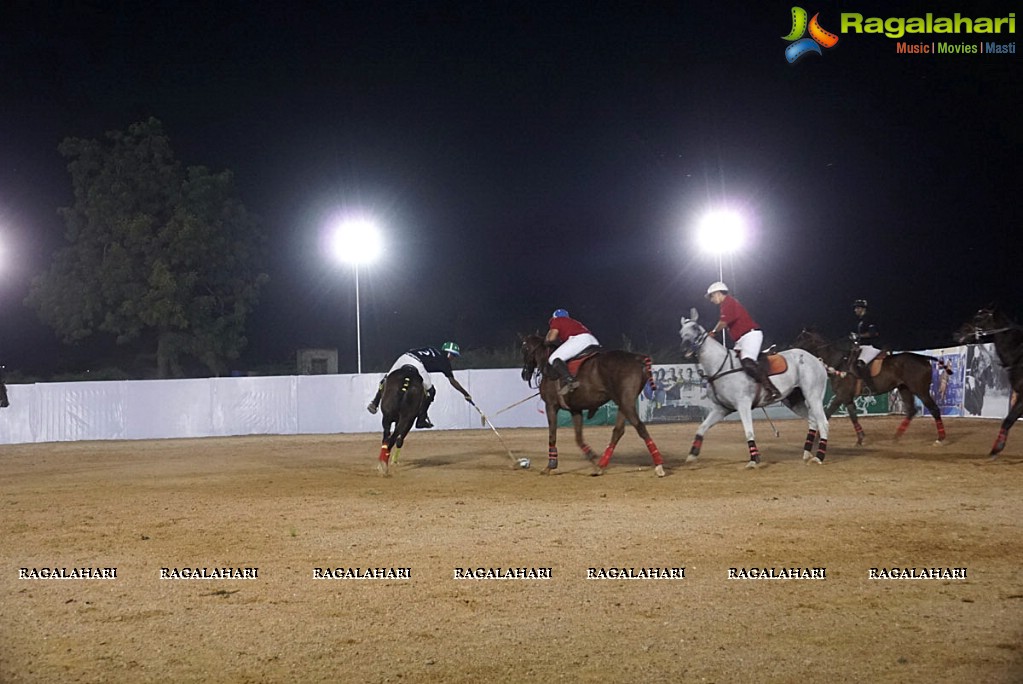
<box><xmin>681</xmin><ymin>322</ymin><xmax>744</xmax><ymax>384</ymax></box>
<box><xmin>521</xmin><ymin>338</ymin><xmax>547</xmax><ymax>389</ymax></box>
<box><xmin>963</xmin><ymin>311</ymin><xmax>1018</xmax><ymax>342</ymax></box>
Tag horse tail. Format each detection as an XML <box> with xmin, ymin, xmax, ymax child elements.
<box><xmin>643</xmin><ymin>356</ymin><xmax>655</xmax><ymax>392</ymax></box>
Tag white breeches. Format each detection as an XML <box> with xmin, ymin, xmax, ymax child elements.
<box><xmin>549</xmin><ymin>333</ymin><xmax>600</xmax><ymax>364</ymax></box>
<box><xmin>388</xmin><ymin>354</ymin><xmax>434</xmax><ymax>391</ymax></box>
<box><xmin>857</xmin><ymin>345</ymin><xmax>881</xmax><ymax>365</ymax></box>
<box><xmin>734</xmin><ymin>329</ymin><xmax>764</xmax><ymax>361</ymax></box>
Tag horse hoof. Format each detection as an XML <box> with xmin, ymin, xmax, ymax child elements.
<box><xmin>541</xmin><ymin>467</ymin><xmax>553</xmax><ymax>475</ymax></box>
<box><xmin>590</xmin><ymin>468</ymin><xmax>606</xmax><ymax>477</ymax></box>
<box><xmin>807</xmin><ymin>456</ymin><xmax>823</xmax><ymax>465</ymax></box>
<box><xmin>744</xmin><ymin>461</ymin><xmax>759</xmax><ymax>470</ymax></box>
<box><xmin>802</xmin><ymin>450</ymin><xmax>813</xmax><ymax>462</ymax></box>
<box><xmin>932</xmin><ymin>440</ymin><xmax>945</xmax><ymax>447</ymax></box>
<box><xmin>685</xmin><ymin>454</ymin><xmax>699</xmax><ymax>464</ymax></box>
<box><xmin>654</xmin><ymin>465</ymin><xmax>665</xmax><ymax>478</ymax></box>
<box><xmin>377</xmin><ymin>462</ymin><xmax>389</xmax><ymax>476</ymax></box>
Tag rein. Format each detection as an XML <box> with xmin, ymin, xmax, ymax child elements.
<box><xmin>690</xmin><ymin>328</ymin><xmax>744</xmax><ymax>384</ymax></box>
<box><xmin>969</xmin><ymin>325</ymin><xmax>1016</xmax><ymax>340</ymax></box>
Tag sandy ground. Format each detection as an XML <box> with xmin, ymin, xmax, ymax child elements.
<box><xmin>2</xmin><ymin>416</ymin><xmax>1022</xmax><ymax>683</ymax></box>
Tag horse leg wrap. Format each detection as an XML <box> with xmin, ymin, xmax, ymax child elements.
<box><xmin>581</xmin><ymin>443</ymin><xmax>597</xmax><ymax>461</ymax></box>
<box><xmin>378</xmin><ymin>444</ymin><xmax>390</xmax><ymax>463</ymax></box>
<box><xmin>547</xmin><ymin>446</ymin><xmax>558</xmax><ymax>470</ymax></box>
<box><xmin>644</xmin><ymin>438</ymin><xmax>663</xmax><ymax>466</ymax></box>
<box><xmin>689</xmin><ymin>436</ymin><xmax>703</xmax><ymax>457</ymax></box>
<box><xmin>803</xmin><ymin>429</ymin><xmax>818</xmax><ymax>453</ymax></box>
<box><xmin>815</xmin><ymin>438</ymin><xmax>828</xmax><ymax>462</ymax></box>
<box><xmin>895</xmin><ymin>417</ymin><xmax>912</xmax><ymax>437</ymax></box>
<box><xmin>935</xmin><ymin>419</ymin><xmax>946</xmax><ymax>441</ymax></box>
<box><xmin>992</xmin><ymin>428</ymin><xmax>1008</xmax><ymax>456</ymax></box>
<box><xmin>854</xmin><ymin>422</ymin><xmax>865</xmax><ymax>439</ymax></box>
<box><xmin>598</xmin><ymin>445</ymin><xmax>615</xmax><ymax>469</ymax></box>
<box><xmin>747</xmin><ymin>440</ymin><xmax>761</xmax><ymax>463</ymax></box>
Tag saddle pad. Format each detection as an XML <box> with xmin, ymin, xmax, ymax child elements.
<box><xmin>568</xmin><ymin>349</ymin><xmax>601</xmax><ymax>376</ymax></box>
<box><xmin>766</xmin><ymin>355</ymin><xmax>788</xmax><ymax>376</ymax></box>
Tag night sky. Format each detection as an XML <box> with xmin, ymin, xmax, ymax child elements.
<box><xmin>1</xmin><ymin>1</ymin><xmax>1019</xmax><ymax>376</ymax></box>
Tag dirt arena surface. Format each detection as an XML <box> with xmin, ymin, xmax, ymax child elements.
<box><xmin>2</xmin><ymin>416</ymin><xmax>1022</xmax><ymax>683</ymax></box>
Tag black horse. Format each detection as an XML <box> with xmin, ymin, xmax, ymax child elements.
<box><xmin>0</xmin><ymin>366</ymin><xmax>9</xmax><ymax>409</ymax></box>
<box><xmin>958</xmin><ymin>308</ymin><xmax>1023</xmax><ymax>456</ymax></box>
<box><xmin>793</xmin><ymin>329</ymin><xmax>951</xmax><ymax>445</ymax></box>
<box><xmin>376</xmin><ymin>366</ymin><xmax>426</xmax><ymax>475</ymax></box>
<box><xmin>520</xmin><ymin>334</ymin><xmax>665</xmax><ymax>476</ymax></box>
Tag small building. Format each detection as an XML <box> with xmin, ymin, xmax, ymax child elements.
<box><xmin>297</xmin><ymin>348</ymin><xmax>338</xmax><ymax>375</ymax></box>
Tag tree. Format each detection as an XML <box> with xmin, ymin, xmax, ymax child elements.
<box><xmin>27</xmin><ymin>118</ymin><xmax>268</xmax><ymax>378</ymax></box>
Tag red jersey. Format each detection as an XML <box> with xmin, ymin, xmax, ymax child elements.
<box><xmin>718</xmin><ymin>295</ymin><xmax>759</xmax><ymax>340</ymax></box>
<box><xmin>549</xmin><ymin>317</ymin><xmax>590</xmax><ymax>341</ymax></box>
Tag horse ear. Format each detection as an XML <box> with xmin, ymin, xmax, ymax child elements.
<box><xmin>689</xmin><ymin>307</ymin><xmax>699</xmax><ymax>322</ymax></box>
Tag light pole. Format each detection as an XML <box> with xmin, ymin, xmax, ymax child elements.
<box><xmin>330</xmin><ymin>217</ymin><xmax>382</xmax><ymax>374</ymax></box>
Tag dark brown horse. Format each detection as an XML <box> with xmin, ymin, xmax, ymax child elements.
<box><xmin>376</xmin><ymin>366</ymin><xmax>426</xmax><ymax>476</ymax></box>
<box><xmin>958</xmin><ymin>308</ymin><xmax>1023</xmax><ymax>456</ymax></box>
<box><xmin>520</xmin><ymin>334</ymin><xmax>664</xmax><ymax>476</ymax></box>
<box><xmin>793</xmin><ymin>329</ymin><xmax>951</xmax><ymax>445</ymax></box>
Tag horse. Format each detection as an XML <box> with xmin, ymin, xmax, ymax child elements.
<box><xmin>958</xmin><ymin>308</ymin><xmax>1023</xmax><ymax>456</ymax></box>
<box><xmin>376</xmin><ymin>366</ymin><xmax>426</xmax><ymax>476</ymax></box>
<box><xmin>793</xmin><ymin>329</ymin><xmax>952</xmax><ymax>445</ymax></box>
<box><xmin>0</xmin><ymin>366</ymin><xmax>8</xmax><ymax>408</ymax></box>
<box><xmin>520</xmin><ymin>334</ymin><xmax>665</xmax><ymax>477</ymax></box>
<box><xmin>679</xmin><ymin>310</ymin><xmax>829</xmax><ymax>468</ymax></box>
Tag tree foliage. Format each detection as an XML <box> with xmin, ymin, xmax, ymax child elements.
<box><xmin>27</xmin><ymin>118</ymin><xmax>268</xmax><ymax>377</ymax></box>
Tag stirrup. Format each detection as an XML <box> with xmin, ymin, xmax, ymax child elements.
<box><xmin>559</xmin><ymin>379</ymin><xmax>579</xmax><ymax>397</ymax></box>
<box><xmin>415</xmin><ymin>416</ymin><xmax>433</xmax><ymax>429</ymax></box>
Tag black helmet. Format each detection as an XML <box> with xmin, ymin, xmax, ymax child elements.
<box><xmin>853</xmin><ymin>299</ymin><xmax>868</xmax><ymax>308</ymax></box>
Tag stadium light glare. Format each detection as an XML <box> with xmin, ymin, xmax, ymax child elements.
<box><xmin>696</xmin><ymin>210</ymin><xmax>746</xmax><ymax>281</ymax></box>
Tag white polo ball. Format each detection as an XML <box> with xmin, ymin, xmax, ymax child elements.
<box><xmin>517</xmin><ymin>458</ymin><xmax>531</xmax><ymax>469</ymax></box>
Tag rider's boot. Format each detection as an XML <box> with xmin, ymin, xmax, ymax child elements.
<box><xmin>366</xmin><ymin>380</ymin><xmax>384</xmax><ymax>414</ymax></box>
<box><xmin>551</xmin><ymin>358</ymin><xmax>580</xmax><ymax>396</ymax></box>
<box><xmin>416</xmin><ymin>387</ymin><xmax>437</xmax><ymax>429</ymax></box>
<box><xmin>742</xmin><ymin>358</ymin><xmax>781</xmax><ymax>403</ymax></box>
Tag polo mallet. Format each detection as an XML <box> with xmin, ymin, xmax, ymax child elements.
<box><xmin>761</xmin><ymin>407</ymin><xmax>780</xmax><ymax>438</ymax></box>
<box><xmin>486</xmin><ymin>392</ymin><xmax>540</xmax><ymax>425</ymax></box>
<box><xmin>468</xmin><ymin>400</ymin><xmax>519</xmax><ymax>466</ymax></box>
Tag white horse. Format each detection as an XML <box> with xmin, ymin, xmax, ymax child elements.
<box><xmin>679</xmin><ymin>310</ymin><xmax>830</xmax><ymax>468</ymax></box>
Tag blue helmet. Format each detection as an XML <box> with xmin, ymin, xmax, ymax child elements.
<box><xmin>552</xmin><ymin>309</ymin><xmax>569</xmax><ymax>319</ymax></box>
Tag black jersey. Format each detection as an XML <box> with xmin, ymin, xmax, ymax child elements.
<box><xmin>406</xmin><ymin>347</ymin><xmax>455</xmax><ymax>377</ymax></box>
<box><xmin>855</xmin><ymin>316</ymin><xmax>880</xmax><ymax>346</ymax></box>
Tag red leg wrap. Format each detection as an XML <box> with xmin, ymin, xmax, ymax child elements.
<box><xmin>598</xmin><ymin>445</ymin><xmax>615</xmax><ymax>469</ymax></box>
<box><xmin>816</xmin><ymin>438</ymin><xmax>828</xmax><ymax>461</ymax></box>
<box><xmin>896</xmin><ymin>417</ymin><xmax>912</xmax><ymax>436</ymax></box>
<box><xmin>644</xmin><ymin>438</ymin><xmax>663</xmax><ymax>466</ymax></box>
<box><xmin>935</xmin><ymin>419</ymin><xmax>946</xmax><ymax>441</ymax></box>
<box><xmin>379</xmin><ymin>444</ymin><xmax>390</xmax><ymax>463</ymax></box>
<box><xmin>689</xmin><ymin>435</ymin><xmax>703</xmax><ymax>457</ymax></box>
<box><xmin>992</xmin><ymin>428</ymin><xmax>1008</xmax><ymax>455</ymax></box>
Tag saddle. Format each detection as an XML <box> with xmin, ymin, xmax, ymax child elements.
<box><xmin>866</xmin><ymin>353</ymin><xmax>887</xmax><ymax>377</ymax></box>
<box><xmin>756</xmin><ymin>353</ymin><xmax>788</xmax><ymax>377</ymax></box>
<box><xmin>566</xmin><ymin>346</ymin><xmax>602</xmax><ymax>376</ymax></box>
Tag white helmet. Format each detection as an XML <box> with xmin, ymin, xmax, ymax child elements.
<box><xmin>705</xmin><ymin>281</ymin><xmax>729</xmax><ymax>298</ymax></box>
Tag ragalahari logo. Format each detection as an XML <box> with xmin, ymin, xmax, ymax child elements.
<box><xmin>783</xmin><ymin>7</ymin><xmax>839</xmax><ymax>63</ymax></box>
